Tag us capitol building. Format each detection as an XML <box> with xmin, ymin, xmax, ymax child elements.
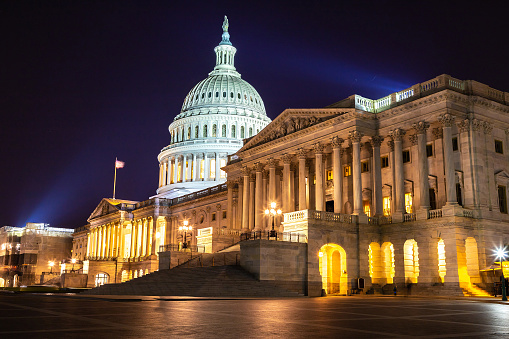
<box><xmin>74</xmin><ymin>17</ymin><xmax>509</xmax><ymax>296</ymax></box>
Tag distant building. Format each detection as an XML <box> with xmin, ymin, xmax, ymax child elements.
<box><xmin>0</xmin><ymin>223</ymin><xmax>73</xmax><ymax>287</ymax></box>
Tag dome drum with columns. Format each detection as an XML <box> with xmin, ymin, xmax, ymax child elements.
<box><xmin>155</xmin><ymin>17</ymin><xmax>271</xmax><ymax>199</ymax></box>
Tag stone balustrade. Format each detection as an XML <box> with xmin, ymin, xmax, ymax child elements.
<box><xmin>428</xmin><ymin>209</ymin><xmax>443</xmax><ymax>219</ymax></box>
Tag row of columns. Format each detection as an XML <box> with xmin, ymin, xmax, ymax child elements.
<box><xmin>158</xmin><ymin>153</ymin><xmax>226</xmax><ymax>187</ymax></box>
<box><xmin>229</xmin><ymin>114</ymin><xmax>460</xmax><ymax>228</ymax></box>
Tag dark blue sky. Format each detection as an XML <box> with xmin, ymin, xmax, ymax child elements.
<box><xmin>1</xmin><ymin>1</ymin><xmax>508</xmax><ymax>228</ymax></box>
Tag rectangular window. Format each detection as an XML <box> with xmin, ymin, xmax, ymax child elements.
<box><xmin>405</xmin><ymin>193</ymin><xmax>413</xmax><ymax>214</ymax></box>
<box><xmin>200</xmin><ymin>159</ymin><xmax>204</xmax><ymax>179</ymax></box>
<box><xmin>402</xmin><ymin>150</ymin><xmax>411</xmax><ymax>163</ymax></box>
<box><xmin>426</xmin><ymin>144</ymin><xmax>433</xmax><ymax>157</ymax></box>
<box><xmin>456</xmin><ymin>183</ymin><xmax>463</xmax><ymax>207</ymax></box>
<box><xmin>429</xmin><ymin>188</ymin><xmax>437</xmax><ymax>210</ymax></box>
<box><xmin>222</xmin><ymin>211</ymin><xmax>227</xmax><ymax>219</ymax></box>
<box><xmin>211</xmin><ymin>213</ymin><xmax>216</xmax><ymax>221</ymax></box>
<box><xmin>363</xmin><ymin>201</ymin><xmax>371</xmax><ymax>217</ymax></box>
<box><xmin>381</xmin><ymin>156</ymin><xmax>389</xmax><ymax>168</ymax></box>
<box><xmin>344</xmin><ymin>165</ymin><xmax>351</xmax><ymax>177</ymax></box>
<box><xmin>210</xmin><ymin>159</ymin><xmax>216</xmax><ymax>179</ymax></box>
<box><xmin>220</xmin><ymin>159</ymin><xmax>226</xmax><ymax>178</ymax></box>
<box><xmin>495</xmin><ymin>140</ymin><xmax>504</xmax><ymax>154</ymax></box>
<box><xmin>361</xmin><ymin>161</ymin><xmax>369</xmax><ymax>173</ymax></box>
<box><xmin>452</xmin><ymin>137</ymin><xmax>459</xmax><ymax>151</ymax></box>
<box><xmin>383</xmin><ymin>197</ymin><xmax>391</xmax><ymax>216</ymax></box>
<box><xmin>327</xmin><ymin>170</ymin><xmax>333</xmax><ymax>181</ymax></box>
<box><xmin>498</xmin><ymin>186</ymin><xmax>507</xmax><ymax>214</ymax></box>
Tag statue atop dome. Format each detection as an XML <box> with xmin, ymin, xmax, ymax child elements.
<box><xmin>222</xmin><ymin>16</ymin><xmax>229</xmax><ymax>32</ymax></box>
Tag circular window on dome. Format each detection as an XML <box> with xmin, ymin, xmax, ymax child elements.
<box><xmin>208</xmin><ymin>92</ymin><xmax>211</xmax><ymax>98</ymax></box>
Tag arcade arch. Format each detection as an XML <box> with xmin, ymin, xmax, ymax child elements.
<box><xmin>318</xmin><ymin>244</ymin><xmax>348</xmax><ymax>294</ymax></box>
<box><xmin>404</xmin><ymin>239</ymin><xmax>419</xmax><ymax>283</ymax></box>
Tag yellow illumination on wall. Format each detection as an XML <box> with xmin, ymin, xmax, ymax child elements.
<box><xmin>210</xmin><ymin>159</ymin><xmax>216</xmax><ymax>179</ymax></box>
<box><xmin>405</xmin><ymin>193</ymin><xmax>413</xmax><ymax>214</ymax></box>
<box><xmin>382</xmin><ymin>242</ymin><xmax>395</xmax><ymax>284</ymax></box>
<box><xmin>363</xmin><ymin>201</ymin><xmax>371</xmax><ymax>217</ymax></box>
<box><xmin>344</xmin><ymin>165</ymin><xmax>351</xmax><ymax>177</ymax></box>
<box><xmin>438</xmin><ymin>239</ymin><xmax>446</xmax><ymax>282</ymax></box>
<box><xmin>220</xmin><ymin>159</ymin><xmax>226</xmax><ymax>178</ymax></box>
<box><xmin>404</xmin><ymin>239</ymin><xmax>419</xmax><ymax>283</ymax></box>
<box><xmin>327</xmin><ymin>170</ymin><xmax>333</xmax><ymax>180</ymax></box>
<box><xmin>177</xmin><ymin>165</ymin><xmax>181</xmax><ymax>182</ymax></box>
<box><xmin>383</xmin><ymin>197</ymin><xmax>391</xmax><ymax>216</ymax></box>
<box><xmin>200</xmin><ymin>159</ymin><xmax>204</xmax><ymax>179</ymax></box>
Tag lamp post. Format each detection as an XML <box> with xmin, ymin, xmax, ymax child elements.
<box><xmin>48</xmin><ymin>261</ymin><xmax>54</xmax><ymax>274</ymax></box>
<box><xmin>71</xmin><ymin>258</ymin><xmax>76</xmax><ymax>272</ymax></box>
<box><xmin>178</xmin><ymin>220</ymin><xmax>192</xmax><ymax>249</ymax></box>
<box><xmin>265</xmin><ymin>202</ymin><xmax>282</xmax><ymax>239</ymax></box>
<box><xmin>495</xmin><ymin>246</ymin><xmax>508</xmax><ymax>301</ymax></box>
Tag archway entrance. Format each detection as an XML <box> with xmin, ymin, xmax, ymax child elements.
<box><xmin>319</xmin><ymin>244</ymin><xmax>348</xmax><ymax>295</ymax></box>
<box><xmin>95</xmin><ymin>273</ymin><xmax>109</xmax><ymax>287</ymax></box>
<box><xmin>404</xmin><ymin>239</ymin><xmax>419</xmax><ymax>283</ymax></box>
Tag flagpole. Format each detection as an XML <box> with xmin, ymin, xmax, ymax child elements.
<box><xmin>113</xmin><ymin>157</ymin><xmax>117</xmax><ymax>200</ymax></box>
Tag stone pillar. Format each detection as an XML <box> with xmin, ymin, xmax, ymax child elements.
<box><xmin>150</xmin><ymin>217</ymin><xmax>157</xmax><ymax>256</ymax></box>
<box><xmin>282</xmin><ymin>154</ymin><xmax>292</xmax><ymax>212</ymax></box>
<box><xmin>107</xmin><ymin>224</ymin><xmax>113</xmax><ymax>257</ymax></box>
<box><xmin>119</xmin><ymin>223</ymin><xmax>125</xmax><ymax>259</ymax></box>
<box><xmin>227</xmin><ymin>181</ymin><xmax>234</xmax><ymax>229</ymax></box>
<box><xmin>237</xmin><ymin>178</ymin><xmax>244</xmax><ymax>230</ymax></box>
<box><xmin>262</xmin><ymin>170</ymin><xmax>268</xmax><ymax>229</ymax></box>
<box><xmin>131</xmin><ymin>222</ymin><xmax>136</xmax><ymax>258</ymax></box>
<box><xmin>268</xmin><ymin>157</ymin><xmax>277</xmax><ymax>203</ymax></box>
<box><xmin>349</xmin><ymin>131</ymin><xmax>364</xmax><ymax>215</ymax></box>
<box><xmin>313</xmin><ymin>142</ymin><xmax>324</xmax><ymax>211</ymax></box>
<box><xmin>413</xmin><ymin>121</ymin><xmax>430</xmax><ymax>219</ymax></box>
<box><xmin>483</xmin><ymin>122</ymin><xmax>497</xmax><ymax>211</ymax></box>
<box><xmin>192</xmin><ymin>154</ymin><xmax>198</xmax><ymax>181</ymax></box>
<box><xmin>331</xmin><ymin>137</ymin><xmax>343</xmax><ymax>214</ymax></box>
<box><xmin>204</xmin><ymin>153</ymin><xmax>210</xmax><ymax>181</ymax></box>
<box><xmin>242</xmin><ymin>166</ymin><xmax>250</xmax><ymax>230</ymax></box>
<box><xmin>371</xmin><ymin>136</ymin><xmax>384</xmax><ymax>216</ymax></box>
<box><xmin>86</xmin><ymin>233</ymin><xmax>91</xmax><ymax>257</ymax></box>
<box><xmin>290</xmin><ymin>165</ymin><xmax>295</xmax><ymax>212</ymax></box>
<box><xmin>159</xmin><ymin>162</ymin><xmax>164</xmax><ymax>187</ymax></box>
<box><xmin>171</xmin><ymin>157</ymin><xmax>177</xmax><ymax>184</ymax></box>
<box><xmin>297</xmin><ymin>148</ymin><xmax>307</xmax><ymax>211</ymax></box>
<box><xmin>93</xmin><ymin>228</ymin><xmax>98</xmax><ymax>257</ymax></box>
<box><xmin>438</xmin><ymin>114</ymin><xmax>459</xmax><ymax>211</ymax></box>
<box><xmin>391</xmin><ymin>128</ymin><xmax>406</xmax><ymax>220</ymax></box>
<box><xmin>215</xmin><ymin>153</ymin><xmax>221</xmax><ymax>181</ymax></box>
<box><xmin>254</xmin><ymin>163</ymin><xmax>264</xmax><ymax>230</ymax></box>
<box><xmin>458</xmin><ymin>120</ymin><xmax>475</xmax><ymax>208</ymax></box>
<box><xmin>249</xmin><ymin>174</ymin><xmax>255</xmax><ymax>230</ymax></box>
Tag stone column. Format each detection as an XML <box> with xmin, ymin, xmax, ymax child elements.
<box><xmin>204</xmin><ymin>153</ymin><xmax>210</xmax><ymax>181</ymax></box>
<box><xmin>331</xmin><ymin>137</ymin><xmax>343</xmax><ymax>214</ymax></box>
<box><xmin>268</xmin><ymin>157</ymin><xmax>277</xmax><ymax>203</ymax></box>
<box><xmin>86</xmin><ymin>232</ymin><xmax>91</xmax><ymax>258</ymax></box>
<box><xmin>192</xmin><ymin>154</ymin><xmax>198</xmax><ymax>181</ymax></box>
<box><xmin>119</xmin><ymin>223</ymin><xmax>125</xmax><ymax>259</ymax></box>
<box><xmin>262</xmin><ymin>170</ymin><xmax>268</xmax><ymax>229</ymax></box>
<box><xmin>93</xmin><ymin>228</ymin><xmax>98</xmax><ymax>257</ymax></box>
<box><xmin>483</xmin><ymin>122</ymin><xmax>497</xmax><ymax>211</ymax></box>
<box><xmin>108</xmin><ymin>224</ymin><xmax>113</xmax><ymax>257</ymax></box>
<box><xmin>290</xmin><ymin>165</ymin><xmax>295</xmax><ymax>212</ymax></box>
<box><xmin>131</xmin><ymin>222</ymin><xmax>137</xmax><ymax>258</ymax></box>
<box><xmin>249</xmin><ymin>173</ymin><xmax>255</xmax><ymax>230</ymax></box>
<box><xmin>237</xmin><ymin>178</ymin><xmax>244</xmax><ymax>230</ymax></box>
<box><xmin>215</xmin><ymin>153</ymin><xmax>221</xmax><ymax>181</ymax></box>
<box><xmin>349</xmin><ymin>131</ymin><xmax>364</xmax><ymax>215</ymax></box>
<box><xmin>254</xmin><ymin>163</ymin><xmax>264</xmax><ymax>230</ymax></box>
<box><xmin>149</xmin><ymin>217</ymin><xmax>156</xmax><ymax>256</ymax></box>
<box><xmin>282</xmin><ymin>154</ymin><xmax>292</xmax><ymax>212</ymax></box>
<box><xmin>297</xmin><ymin>148</ymin><xmax>307</xmax><ymax>211</ymax></box>
<box><xmin>413</xmin><ymin>121</ymin><xmax>430</xmax><ymax>219</ymax></box>
<box><xmin>313</xmin><ymin>142</ymin><xmax>324</xmax><ymax>211</ymax></box>
<box><xmin>227</xmin><ymin>181</ymin><xmax>235</xmax><ymax>229</ymax></box>
<box><xmin>391</xmin><ymin>128</ymin><xmax>406</xmax><ymax>220</ymax></box>
<box><xmin>159</xmin><ymin>163</ymin><xmax>163</xmax><ymax>187</ymax></box>
<box><xmin>370</xmin><ymin>136</ymin><xmax>384</xmax><ymax>216</ymax></box>
<box><xmin>170</xmin><ymin>157</ymin><xmax>176</xmax><ymax>184</ymax></box>
<box><xmin>242</xmin><ymin>166</ymin><xmax>250</xmax><ymax>230</ymax></box>
<box><xmin>438</xmin><ymin>114</ymin><xmax>458</xmax><ymax>209</ymax></box>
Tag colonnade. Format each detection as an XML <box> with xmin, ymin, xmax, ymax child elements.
<box><xmin>229</xmin><ymin>114</ymin><xmax>462</xmax><ymax>229</ymax></box>
<box><xmin>158</xmin><ymin>152</ymin><xmax>227</xmax><ymax>187</ymax></box>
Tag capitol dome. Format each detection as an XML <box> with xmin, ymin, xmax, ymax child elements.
<box><xmin>155</xmin><ymin>16</ymin><xmax>271</xmax><ymax>199</ymax></box>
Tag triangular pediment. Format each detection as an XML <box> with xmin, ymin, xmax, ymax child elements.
<box><xmin>495</xmin><ymin>170</ymin><xmax>509</xmax><ymax>183</ymax></box>
<box><xmin>240</xmin><ymin>108</ymin><xmax>350</xmax><ymax>152</ymax></box>
<box><xmin>87</xmin><ymin>198</ymin><xmax>139</xmax><ymax>222</ymax></box>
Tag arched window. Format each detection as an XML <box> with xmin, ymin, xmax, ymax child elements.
<box><xmin>121</xmin><ymin>270</ymin><xmax>128</xmax><ymax>282</ymax></box>
<box><xmin>230</xmin><ymin>92</ymin><xmax>234</xmax><ymax>99</ymax></box>
<box><xmin>249</xmin><ymin>127</ymin><xmax>253</xmax><ymax>137</ymax></box>
<box><xmin>231</xmin><ymin>125</ymin><xmax>236</xmax><ymax>138</ymax></box>
<box><xmin>240</xmin><ymin>126</ymin><xmax>245</xmax><ymax>138</ymax></box>
<box><xmin>208</xmin><ymin>92</ymin><xmax>212</xmax><ymax>98</ymax></box>
<box><xmin>187</xmin><ymin>126</ymin><xmax>191</xmax><ymax>140</ymax></box>
<box><xmin>212</xmin><ymin>124</ymin><xmax>217</xmax><ymax>137</ymax></box>
<box><xmin>195</xmin><ymin>125</ymin><xmax>199</xmax><ymax>138</ymax></box>
<box><xmin>222</xmin><ymin>124</ymin><xmax>226</xmax><ymax>137</ymax></box>
<box><xmin>95</xmin><ymin>273</ymin><xmax>109</xmax><ymax>287</ymax></box>
<box><xmin>203</xmin><ymin>125</ymin><xmax>208</xmax><ymax>138</ymax></box>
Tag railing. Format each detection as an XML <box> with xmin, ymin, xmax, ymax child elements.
<box><xmin>158</xmin><ymin>244</ymin><xmax>206</xmax><ymax>253</ymax></box>
<box><xmin>283</xmin><ymin>210</ymin><xmax>355</xmax><ymax>224</ymax></box>
<box><xmin>462</xmin><ymin>209</ymin><xmax>474</xmax><ymax>218</ymax></box>
<box><xmin>396</xmin><ymin>88</ymin><xmax>414</xmax><ymax>102</ymax></box>
<box><xmin>175</xmin><ymin>252</ymin><xmax>240</xmax><ymax>269</ymax></box>
<box><xmin>428</xmin><ymin>209</ymin><xmax>443</xmax><ymax>219</ymax></box>
<box><xmin>403</xmin><ymin>213</ymin><xmax>416</xmax><ymax>222</ymax></box>
<box><xmin>239</xmin><ymin>231</ymin><xmax>307</xmax><ymax>243</ymax></box>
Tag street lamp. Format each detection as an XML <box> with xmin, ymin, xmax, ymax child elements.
<box><xmin>48</xmin><ymin>261</ymin><xmax>54</xmax><ymax>274</ymax></box>
<box><xmin>178</xmin><ymin>220</ymin><xmax>192</xmax><ymax>249</ymax></box>
<box><xmin>71</xmin><ymin>258</ymin><xmax>76</xmax><ymax>272</ymax></box>
<box><xmin>495</xmin><ymin>246</ymin><xmax>508</xmax><ymax>301</ymax></box>
<box><xmin>265</xmin><ymin>202</ymin><xmax>282</xmax><ymax>238</ymax></box>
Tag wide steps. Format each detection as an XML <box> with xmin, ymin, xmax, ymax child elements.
<box><xmin>461</xmin><ymin>284</ymin><xmax>492</xmax><ymax>297</ymax></box>
<box><xmin>83</xmin><ymin>265</ymin><xmax>302</xmax><ymax>297</ymax></box>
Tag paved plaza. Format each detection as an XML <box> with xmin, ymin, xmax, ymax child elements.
<box><xmin>0</xmin><ymin>294</ymin><xmax>508</xmax><ymax>338</ymax></box>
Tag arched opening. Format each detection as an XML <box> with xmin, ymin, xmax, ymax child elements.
<box><xmin>95</xmin><ymin>273</ymin><xmax>109</xmax><ymax>287</ymax></box>
<box><xmin>368</xmin><ymin>242</ymin><xmax>382</xmax><ymax>284</ymax></box>
<box><xmin>121</xmin><ymin>270</ymin><xmax>128</xmax><ymax>282</ymax></box>
<box><xmin>139</xmin><ymin>269</ymin><xmax>143</xmax><ymax>277</ymax></box>
<box><xmin>0</xmin><ymin>278</ymin><xmax>4</xmax><ymax>287</ymax></box>
<box><xmin>318</xmin><ymin>244</ymin><xmax>348</xmax><ymax>295</ymax></box>
<box><xmin>381</xmin><ymin>242</ymin><xmax>395</xmax><ymax>284</ymax></box>
<box><xmin>404</xmin><ymin>239</ymin><xmax>419</xmax><ymax>283</ymax></box>
<box><xmin>438</xmin><ymin>239</ymin><xmax>446</xmax><ymax>282</ymax></box>
<box><xmin>464</xmin><ymin>237</ymin><xmax>480</xmax><ymax>284</ymax></box>
<box><xmin>134</xmin><ymin>270</ymin><xmax>138</xmax><ymax>279</ymax></box>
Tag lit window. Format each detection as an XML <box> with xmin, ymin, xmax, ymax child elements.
<box><xmin>344</xmin><ymin>165</ymin><xmax>351</xmax><ymax>177</ymax></box>
<box><xmin>177</xmin><ymin>165</ymin><xmax>181</xmax><ymax>182</ymax></box>
<box><xmin>187</xmin><ymin>127</ymin><xmax>191</xmax><ymax>140</ymax></box>
<box><xmin>452</xmin><ymin>137</ymin><xmax>459</xmax><ymax>151</ymax></box>
<box><xmin>210</xmin><ymin>159</ymin><xmax>216</xmax><ymax>179</ymax></box>
<box><xmin>212</xmin><ymin>124</ymin><xmax>217</xmax><ymax>137</ymax></box>
<box><xmin>200</xmin><ymin>160</ymin><xmax>204</xmax><ymax>179</ymax></box>
<box><xmin>402</xmin><ymin>150</ymin><xmax>411</xmax><ymax>163</ymax></box>
<box><xmin>363</xmin><ymin>201</ymin><xmax>371</xmax><ymax>217</ymax></box>
<box><xmin>212</xmin><ymin>213</ymin><xmax>216</xmax><ymax>221</ymax></box>
<box><xmin>405</xmin><ymin>193</ymin><xmax>413</xmax><ymax>213</ymax></box>
<box><xmin>383</xmin><ymin>197</ymin><xmax>391</xmax><ymax>216</ymax></box>
<box><xmin>498</xmin><ymin>185</ymin><xmax>507</xmax><ymax>214</ymax></box>
<box><xmin>95</xmin><ymin>273</ymin><xmax>108</xmax><ymax>287</ymax></box>
<box><xmin>381</xmin><ymin>156</ymin><xmax>389</xmax><ymax>168</ymax></box>
<box><xmin>426</xmin><ymin>144</ymin><xmax>433</xmax><ymax>157</ymax></box>
<box><xmin>327</xmin><ymin>170</ymin><xmax>333</xmax><ymax>180</ymax></box>
<box><xmin>495</xmin><ymin>140</ymin><xmax>504</xmax><ymax>154</ymax></box>
<box><xmin>361</xmin><ymin>161</ymin><xmax>369</xmax><ymax>173</ymax></box>
<box><xmin>222</xmin><ymin>211</ymin><xmax>227</xmax><ymax>219</ymax></box>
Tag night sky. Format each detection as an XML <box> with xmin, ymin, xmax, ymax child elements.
<box><xmin>1</xmin><ymin>1</ymin><xmax>508</xmax><ymax>228</ymax></box>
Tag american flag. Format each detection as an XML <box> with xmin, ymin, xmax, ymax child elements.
<box><xmin>115</xmin><ymin>160</ymin><xmax>125</xmax><ymax>169</ymax></box>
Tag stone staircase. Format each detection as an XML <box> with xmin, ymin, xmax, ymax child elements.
<box><xmin>82</xmin><ymin>264</ymin><xmax>303</xmax><ymax>297</ymax></box>
<box><xmin>461</xmin><ymin>283</ymin><xmax>492</xmax><ymax>297</ymax></box>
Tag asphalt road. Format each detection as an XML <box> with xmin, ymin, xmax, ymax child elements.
<box><xmin>0</xmin><ymin>294</ymin><xmax>508</xmax><ymax>338</ymax></box>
